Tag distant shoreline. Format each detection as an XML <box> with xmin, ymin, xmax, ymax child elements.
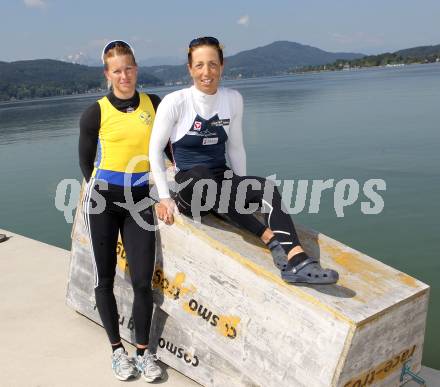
<box><xmin>1</xmin><ymin>61</ymin><xmax>438</xmax><ymax>105</ymax></box>
<box><xmin>289</xmin><ymin>59</ymin><xmax>439</xmax><ymax>76</ymax></box>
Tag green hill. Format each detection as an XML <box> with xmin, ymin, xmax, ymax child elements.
<box><xmin>0</xmin><ymin>59</ymin><xmax>163</xmax><ymax>101</ymax></box>
<box><xmin>2</xmin><ymin>41</ymin><xmax>438</xmax><ymax>101</ymax></box>
<box><xmin>298</xmin><ymin>44</ymin><xmax>440</xmax><ymax>72</ymax></box>
<box><xmin>141</xmin><ymin>41</ymin><xmax>364</xmax><ymax>82</ymax></box>
<box><xmin>224</xmin><ymin>41</ymin><xmax>363</xmax><ymax>77</ymax></box>
<box><xmin>395</xmin><ymin>44</ymin><xmax>440</xmax><ymax>59</ymax></box>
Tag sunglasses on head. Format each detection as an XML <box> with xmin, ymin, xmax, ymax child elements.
<box><xmin>189</xmin><ymin>36</ymin><xmax>220</xmax><ymax>48</ymax></box>
<box><xmin>101</xmin><ymin>40</ymin><xmax>134</xmax><ymax>64</ymax></box>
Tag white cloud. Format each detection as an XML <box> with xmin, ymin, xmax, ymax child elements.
<box><xmin>237</xmin><ymin>15</ymin><xmax>250</xmax><ymax>27</ymax></box>
<box><xmin>24</xmin><ymin>0</ymin><xmax>47</xmax><ymax>9</ymax></box>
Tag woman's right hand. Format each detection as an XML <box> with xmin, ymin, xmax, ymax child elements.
<box><xmin>156</xmin><ymin>198</ymin><xmax>177</xmax><ymax>225</ymax></box>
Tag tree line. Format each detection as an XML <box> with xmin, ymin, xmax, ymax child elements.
<box><xmin>0</xmin><ymin>59</ymin><xmax>163</xmax><ymax>101</ymax></box>
<box><xmin>292</xmin><ymin>45</ymin><xmax>440</xmax><ymax>73</ymax></box>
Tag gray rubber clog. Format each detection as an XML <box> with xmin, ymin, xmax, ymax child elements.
<box><xmin>281</xmin><ymin>257</ymin><xmax>339</xmax><ymax>284</ymax></box>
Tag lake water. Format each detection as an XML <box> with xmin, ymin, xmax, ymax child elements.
<box><xmin>1</xmin><ymin>64</ymin><xmax>439</xmax><ymax>369</ymax></box>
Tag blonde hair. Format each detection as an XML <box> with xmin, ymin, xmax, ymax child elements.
<box><xmin>103</xmin><ymin>45</ymin><xmax>137</xmax><ymax>70</ymax></box>
<box><xmin>102</xmin><ymin>42</ymin><xmax>137</xmax><ymax>89</ymax></box>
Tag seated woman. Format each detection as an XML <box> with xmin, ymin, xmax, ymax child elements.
<box><xmin>149</xmin><ymin>36</ymin><xmax>338</xmax><ymax>285</ymax></box>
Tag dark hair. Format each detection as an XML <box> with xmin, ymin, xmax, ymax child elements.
<box><xmin>187</xmin><ymin>36</ymin><xmax>224</xmax><ymax>66</ymax></box>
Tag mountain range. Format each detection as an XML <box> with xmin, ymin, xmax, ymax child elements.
<box><xmin>1</xmin><ymin>41</ymin><xmax>439</xmax><ymax>101</ymax></box>
<box><xmin>0</xmin><ymin>59</ymin><xmax>162</xmax><ymax>101</ymax></box>
<box><xmin>142</xmin><ymin>41</ymin><xmax>363</xmax><ymax>83</ymax></box>
<box><xmin>60</xmin><ymin>52</ymin><xmax>185</xmax><ymax>67</ymax></box>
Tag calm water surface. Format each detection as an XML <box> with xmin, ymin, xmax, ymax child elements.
<box><xmin>1</xmin><ymin>64</ymin><xmax>439</xmax><ymax>368</ymax></box>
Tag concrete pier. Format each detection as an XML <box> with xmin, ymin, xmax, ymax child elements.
<box><xmin>0</xmin><ymin>229</ymin><xmax>199</xmax><ymax>387</ymax></box>
<box><xmin>0</xmin><ymin>228</ymin><xmax>438</xmax><ymax>386</ymax></box>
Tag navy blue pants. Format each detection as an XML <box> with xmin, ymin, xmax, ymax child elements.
<box><xmin>174</xmin><ymin>165</ymin><xmax>301</xmax><ymax>252</ymax></box>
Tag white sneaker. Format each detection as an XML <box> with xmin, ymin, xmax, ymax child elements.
<box><xmin>111</xmin><ymin>347</ymin><xmax>138</xmax><ymax>381</ymax></box>
<box><xmin>136</xmin><ymin>350</ymin><xmax>164</xmax><ymax>383</ymax></box>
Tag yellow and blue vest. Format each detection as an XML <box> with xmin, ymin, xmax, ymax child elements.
<box><xmin>92</xmin><ymin>93</ymin><xmax>155</xmax><ymax>186</ymax></box>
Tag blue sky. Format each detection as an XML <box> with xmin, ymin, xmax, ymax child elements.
<box><xmin>2</xmin><ymin>0</ymin><xmax>440</xmax><ymax>63</ymax></box>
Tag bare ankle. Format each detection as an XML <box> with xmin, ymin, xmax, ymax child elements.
<box><xmin>261</xmin><ymin>228</ymin><xmax>275</xmax><ymax>244</ymax></box>
<box><xmin>287</xmin><ymin>246</ymin><xmax>304</xmax><ymax>260</ymax></box>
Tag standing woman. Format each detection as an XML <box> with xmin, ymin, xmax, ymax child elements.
<box><xmin>149</xmin><ymin>37</ymin><xmax>339</xmax><ymax>284</ymax></box>
<box><xmin>79</xmin><ymin>40</ymin><xmax>163</xmax><ymax>382</ymax></box>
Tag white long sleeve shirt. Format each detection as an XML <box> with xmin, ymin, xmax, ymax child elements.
<box><xmin>149</xmin><ymin>86</ymin><xmax>246</xmax><ymax>199</ymax></box>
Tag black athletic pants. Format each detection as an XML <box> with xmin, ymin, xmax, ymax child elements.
<box><xmin>174</xmin><ymin>165</ymin><xmax>301</xmax><ymax>252</ymax></box>
<box><xmin>82</xmin><ymin>180</ymin><xmax>156</xmax><ymax>345</ymax></box>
